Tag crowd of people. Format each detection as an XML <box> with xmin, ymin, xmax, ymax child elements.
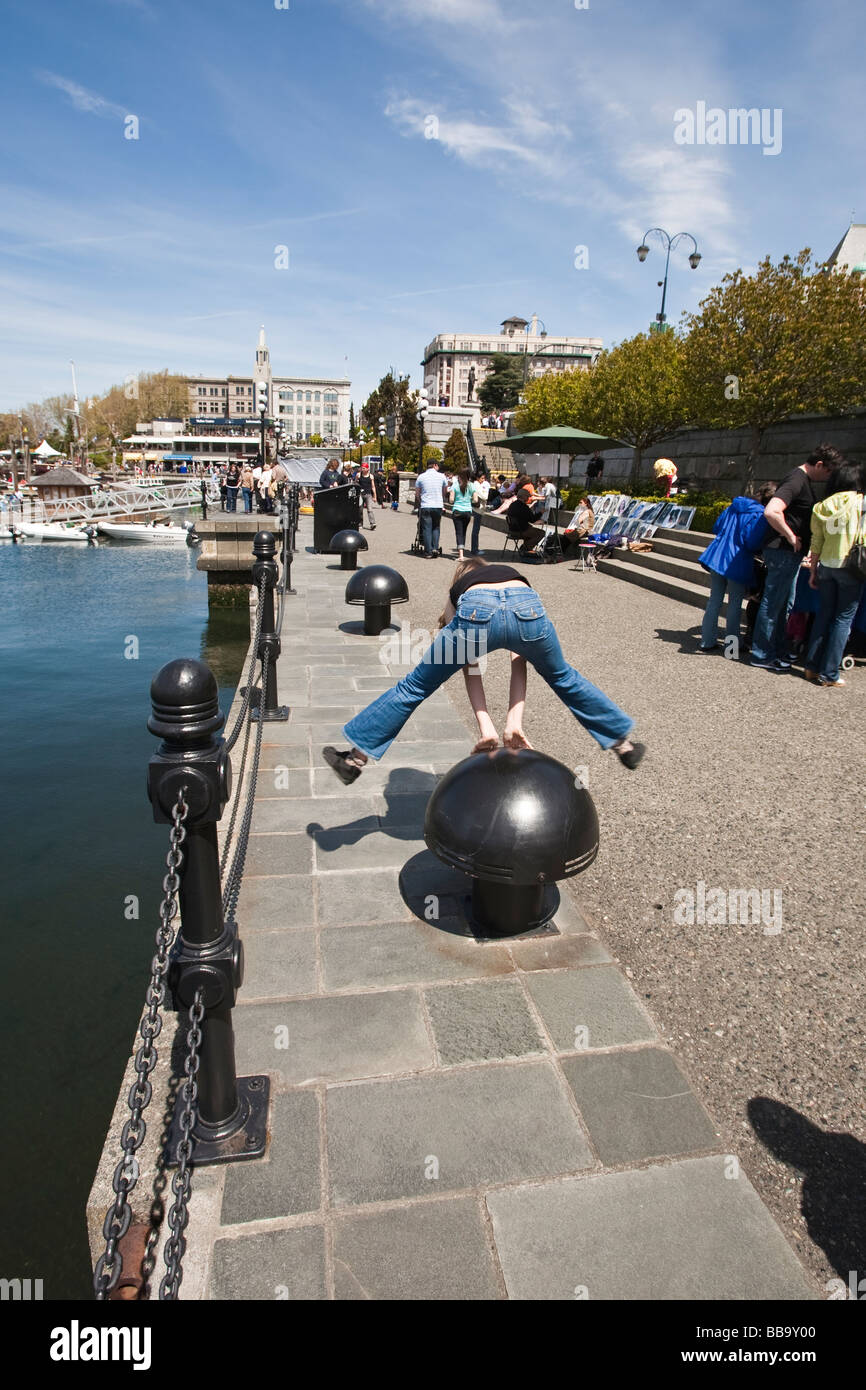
<box><xmin>698</xmin><ymin>445</ymin><xmax>865</xmax><ymax>686</ymax></box>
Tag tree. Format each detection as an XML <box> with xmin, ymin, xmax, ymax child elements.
<box><xmin>349</xmin><ymin>402</ymin><xmax>356</xmax><ymax>439</ymax></box>
<box><xmin>443</xmin><ymin>427</ymin><xmax>468</xmax><ymax>473</ymax></box>
<box><xmin>310</xmin><ymin>433</ymin><xmax>323</xmax><ymax>447</ymax></box>
<box><xmin>518</xmin><ymin>333</ymin><xmax>688</xmax><ymax>487</ymax></box>
<box><xmin>683</xmin><ymin>249</ymin><xmax>866</xmax><ymax>488</ymax></box>
<box><xmin>477</xmin><ymin>353</ymin><xmax>525</xmax><ymax>411</ymax></box>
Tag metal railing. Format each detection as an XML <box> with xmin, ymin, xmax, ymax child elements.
<box><xmin>32</xmin><ymin>480</ymin><xmax>221</xmax><ymax>525</ymax></box>
<box><xmin>93</xmin><ymin>491</ymin><xmax>299</xmax><ymax>1300</ymax></box>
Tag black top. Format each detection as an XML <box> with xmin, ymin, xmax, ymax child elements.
<box><xmin>765</xmin><ymin>466</ymin><xmax>816</xmax><ymax>551</ymax></box>
<box><xmin>450</xmin><ymin>565</ymin><xmax>530</xmax><ymax>607</ymax></box>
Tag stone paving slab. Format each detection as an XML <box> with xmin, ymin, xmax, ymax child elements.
<box><xmin>486</xmin><ymin>1156</ymin><xmax>817</xmax><ymax>1301</ymax></box>
<box><xmin>186</xmin><ymin>515</ymin><xmax>818</xmax><ymax>1301</ymax></box>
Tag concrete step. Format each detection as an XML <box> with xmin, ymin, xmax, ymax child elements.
<box><xmin>649</xmin><ymin>535</ymin><xmax>711</xmax><ymax>561</ymax></box>
<box><xmin>612</xmin><ymin>547</ymin><xmax>713</xmax><ymax>590</ymax></box>
<box><xmin>654</xmin><ymin>526</ymin><xmax>713</xmax><ymax>550</ymax></box>
<box><xmin>596</xmin><ymin>554</ymin><xmax>725</xmax><ymax>613</ymax></box>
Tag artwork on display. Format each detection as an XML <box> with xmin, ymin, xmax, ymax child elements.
<box><xmin>615</xmin><ymin>496</ymin><xmax>630</xmax><ymax>516</ymax></box>
<box><xmin>673</xmin><ymin>507</ymin><xmax>696</xmax><ymax>530</ymax></box>
<box><xmin>584</xmin><ymin>495</ymin><xmax>694</xmax><ymax>534</ymax></box>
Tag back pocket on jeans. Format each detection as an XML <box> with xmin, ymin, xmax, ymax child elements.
<box><xmin>513</xmin><ymin>602</ymin><xmax>546</xmax><ymax>641</ymax></box>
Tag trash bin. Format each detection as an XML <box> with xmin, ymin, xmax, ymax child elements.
<box><xmin>313</xmin><ymin>483</ymin><xmax>361</xmax><ymax>553</ymax></box>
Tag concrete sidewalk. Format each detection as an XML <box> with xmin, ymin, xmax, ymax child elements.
<box><xmin>183</xmin><ymin>518</ymin><xmax>817</xmax><ymax>1301</ymax></box>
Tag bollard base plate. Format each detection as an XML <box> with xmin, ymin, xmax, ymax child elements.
<box><xmin>165</xmin><ymin>1074</ymin><xmax>270</xmax><ymax>1167</ymax></box>
<box><xmin>252</xmin><ymin>705</ymin><xmax>290</xmax><ymax>722</ymax></box>
<box><xmin>461</xmin><ymin>883</ymin><xmax>561</xmax><ymax>942</ymax></box>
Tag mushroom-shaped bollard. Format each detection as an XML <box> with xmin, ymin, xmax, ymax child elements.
<box><xmin>345</xmin><ymin>564</ymin><xmax>409</xmax><ymax>635</ymax></box>
<box><xmin>424</xmin><ymin>749</ymin><xmax>599</xmax><ymax>939</ymax></box>
<box><xmin>330</xmin><ymin>528</ymin><xmax>369</xmax><ymax>570</ymax></box>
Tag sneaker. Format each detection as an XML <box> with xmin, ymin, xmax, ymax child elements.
<box><xmin>698</xmin><ymin>644</ymin><xmax>719</xmax><ymax>653</ymax></box>
<box><xmin>322</xmin><ymin>747</ymin><xmax>365</xmax><ymax>784</ymax></box>
<box><xmin>773</xmin><ymin>657</ymin><xmax>793</xmax><ymax>671</ymax></box>
<box><xmin>615</xmin><ymin>741</ymin><xmax>646</xmax><ymax>770</ymax></box>
<box><xmin>818</xmin><ymin>676</ymin><xmax>845</xmax><ymax>687</ymax></box>
<box><xmin>749</xmin><ymin>656</ymin><xmax>784</xmax><ymax>671</ymax></box>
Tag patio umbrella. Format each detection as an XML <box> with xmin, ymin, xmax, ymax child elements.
<box><xmin>496</xmin><ymin>427</ymin><xmax>627</xmax><ymax>558</ymax></box>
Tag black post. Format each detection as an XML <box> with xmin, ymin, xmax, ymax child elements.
<box><xmin>279</xmin><ymin>494</ymin><xmax>296</xmax><ymax>596</ymax></box>
<box><xmin>200</xmin><ymin>479</ymin><xmax>208</xmax><ymax>521</ymax></box>
<box><xmin>251</xmin><ymin>531</ymin><xmax>290</xmax><ymax>720</ymax></box>
<box><xmin>147</xmin><ymin>658</ymin><xmax>269</xmax><ymax>1164</ymax></box>
<box><xmin>364</xmin><ymin>598</ymin><xmax>391</xmax><ymax>635</ymax></box>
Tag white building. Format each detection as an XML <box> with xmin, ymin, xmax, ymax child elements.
<box><xmin>824</xmin><ymin>223</ymin><xmax>866</xmax><ymax>275</ymax></box>
<box><xmin>421</xmin><ymin>314</ymin><xmax>603</xmax><ymax>408</ymax></box>
<box><xmin>186</xmin><ymin>327</ymin><xmax>351</xmax><ymax>442</ymax></box>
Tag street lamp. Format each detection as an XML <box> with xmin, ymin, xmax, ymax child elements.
<box><xmin>636</xmin><ymin>228</ymin><xmax>701</xmax><ymax>331</ymax></box>
<box><xmin>378</xmin><ymin>415</ymin><xmax>386</xmax><ymax>471</ymax></box>
<box><xmin>255</xmin><ymin>380</ymin><xmax>269</xmax><ymax>464</ymax></box>
<box><xmin>416</xmin><ymin>387</ymin><xmax>429</xmax><ymax>475</ymax></box>
<box><xmin>521</xmin><ymin>318</ymin><xmax>549</xmax><ymax>386</ymax></box>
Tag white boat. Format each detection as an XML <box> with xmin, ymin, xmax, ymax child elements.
<box><xmin>97</xmin><ymin>520</ymin><xmax>199</xmax><ymax>544</ymax></box>
<box><xmin>17</xmin><ymin>522</ymin><xmax>98</xmax><ymax>542</ymax></box>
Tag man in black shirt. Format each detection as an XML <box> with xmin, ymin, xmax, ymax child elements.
<box><xmin>586</xmin><ymin>453</ymin><xmax>604</xmax><ymax>482</ymax></box>
<box><xmin>750</xmin><ymin>444</ymin><xmax>844</xmax><ymax>669</ymax></box>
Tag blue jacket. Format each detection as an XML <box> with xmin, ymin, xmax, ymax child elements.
<box><xmin>699</xmin><ymin>496</ymin><xmax>768</xmax><ymax>584</ymax></box>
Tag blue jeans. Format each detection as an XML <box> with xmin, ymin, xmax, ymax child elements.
<box><xmin>419</xmin><ymin>508</ymin><xmax>442</xmax><ymax>555</ymax></box>
<box><xmin>452</xmin><ymin>511</ymin><xmax>471</xmax><ymax>548</ymax></box>
<box><xmin>701</xmin><ymin>572</ymin><xmax>747</xmax><ymax>647</ymax></box>
<box><xmin>343</xmin><ymin>586</ymin><xmax>634</xmax><ymax>760</ymax></box>
<box><xmin>750</xmin><ymin>549</ymin><xmax>801</xmax><ymax>661</ymax></box>
<box><xmin>805</xmin><ymin>565</ymin><xmax>864</xmax><ymax>681</ymax></box>
<box><xmin>470</xmin><ymin>510</ymin><xmax>483</xmax><ymax>553</ymax></box>
<box><xmin>241</xmin><ymin>487</ymin><xmax>252</xmax><ymax>513</ymax></box>
<box><xmin>226</xmin><ymin>486</ymin><xmax>238</xmax><ymax>512</ymax></box>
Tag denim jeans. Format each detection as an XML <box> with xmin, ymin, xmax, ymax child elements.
<box><xmin>241</xmin><ymin>487</ymin><xmax>252</xmax><ymax>513</ymax></box>
<box><xmin>470</xmin><ymin>509</ymin><xmax>483</xmax><ymax>553</ymax></box>
<box><xmin>805</xmin><ymin>564</ymin><xmax>864</xmax><ymax>681</ymax></box>
<box><xmin>701</xmin><ymin>572</ymin><xmax>747</xmax><ymax>647</ymax></box>
<box><xmin>452</xmin><ymin>511</ymin><xmax>471</xmax><ymax>548</ymax></box>
<box><xmin>750</xmin><ymin>548</ymin><xmax>801</xmax><ymax>661</ymax></box>
<box><xmin>419</xmin><ymin>508</ymin><xmax>443</xmax><ymax>555</ymax></box>
<box><xmin>225</xmin><ymin>486</ymin><xmax>238</xmax><ymax>512</ymax></box>
<box><xmin>343</xmin><ymin>586</ymin><xmax>633</xmax><ymax>760</ymax></box>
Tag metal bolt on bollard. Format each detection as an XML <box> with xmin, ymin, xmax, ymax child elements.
<box><xmin>147</xmin><ymin>658</ymin><xmax>269</xmax><ymax>1163</ymax></box>
<box><xmin>251</xmin><ymin>531</ymin><xmax>290</xmax><ymax>721</ymax></box>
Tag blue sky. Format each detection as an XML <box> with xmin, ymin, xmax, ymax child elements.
<box><xmin>1</xmin><ymin>0</ymin><xmax>863</xmax><ymax>414</ymax></box>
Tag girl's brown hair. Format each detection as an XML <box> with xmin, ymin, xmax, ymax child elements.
<box><xmin>436</xmin><ymin>557</ymin><xmax>487</xmax><ymax>628</ymax></box>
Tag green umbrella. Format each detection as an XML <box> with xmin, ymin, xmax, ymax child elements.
<box><xmin>493</xmin><ymin>426</ymin><xmax>626</xmax><ymax>561</ymax></box>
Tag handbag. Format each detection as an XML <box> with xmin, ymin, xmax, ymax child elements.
<box><xmin>844</xmin><ymin>496</ymin><xmax>866</xmax><ymax>581</ymax></box>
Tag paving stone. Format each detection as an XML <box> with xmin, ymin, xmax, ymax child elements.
<box><xmin>290</xmin><ymin>707</ymin><xmax>362</xmax><ymax>725</ymax></box>
<box><xmin>236</xmin><ymin>873</ymin><xmax>314</xmax><ymax>930</ymax></box>
<box><xmin>253</xmin><ymin>795</ymin><xmax>379</xmax><ymax>834</ymax></box>
<box><xmin>210</xmin><ymin>1227</ymin><xmax>326</xmax><ymax>1301</ymax></box>
<box><xmin>246</xmin><ymin>772</ymin><xmax>313</xmax><ymax>810</ymax></box>
<box><xmin>510</xmin><ymin>934</ymin><xmax>611</xmax><ymax>972</ymax></box>
<box><xmin>562</xmin><ymin>1047</ymin><xmax>719</xmax><ymax>1165</ymax></box>
<box><xmin>233</xmin><ymin>990</ymin><xmax>432</xmax><ymax>1083</ymax></box>
<box><xmin>333</xmin><ymin>1197</ymin><xmax>502</xmax><ymax>1300</ymax></box>
<box><xmin>311</xmin><ymin>765</ymin><xmax>436</xmax><ymax>796</ymax></box>
<box><xmin>314</xmin><ymin>827</ymin><xmax>426</xmax><ymax>873</ymax></box>
<box><xmin>221</xmin><ymin>1090</ymin><xmax>321</xmax><ymax>1224</ymax></box>
<box><xmin>485</xmin><ymin>1156</ymin><xmax>817</xmax><ymax>1301</ymax></box>
<box><xmin>321</xmin><ymin>919</ymin><xmax>513</xmax><ymax>990</ymax></box>
<box><xmin>257</xmin><ymin>746</ymin><xmax>312</xmax><ymax>771</ymax></box>
<box><xmin>424</xmin><ymin>979</ymin><xmax>546</xmax><ymax>1065</ymax></box>
<box><xmin>327</xmin><ymin>1060</ymin><xmax>593</xmax><ymax>1205</ymax></box>
<box><xmin>525</xmin><ymin>965</ymin><xmax>657</xmax><ymax>1051</ymax></box>
<box><xmin>251</xmin><ymin>722</ymin><xmax>314</xmax><ymax>745</ymax></box>
<box><xmin>241</xmin><ymin>928</ymin><xmax>318</xmax><ymax>1000</ymax></box>
<box><xmin>245</xmin><ymin>832</ymin><xmax>313</xmax><ymax>878</ymax></box>
<box><xmin>316</xmin><ymin>868</ymin><xmax>413</xmax><ymax>926</ymax></box>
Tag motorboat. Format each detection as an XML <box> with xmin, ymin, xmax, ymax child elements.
<box><xmin>97</xmin><ymin>520</ymin><xmax>200</xmax><ymax>544</ymax></box>
<box><xmin>17</xmin><ymin>521</ymin><xmax>98</xmax><ymax>542</ymax></box>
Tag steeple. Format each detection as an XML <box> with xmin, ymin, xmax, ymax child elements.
<box><xmin>253</xmin><ymin>325</ymin><xmax>272</xmax><ymax>396</ymax></box>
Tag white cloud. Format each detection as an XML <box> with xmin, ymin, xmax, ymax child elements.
<box><xmin>35</xmin><ymin>71</ymin><xmax>128</xmax><ymax>120</ymax></box>
<box><xmin>384</xmin><ymin>96</ymin><xmax>573</xmax><ymax>187</ymax></box>
<box><xmin>365</xmin><ymin>0</ymin><xmax>515</xmax><ymax>35</ymax></box>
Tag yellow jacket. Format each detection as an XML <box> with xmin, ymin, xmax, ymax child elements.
<box><xmin>810</xmin><ymin>491</ymin><xmax>865</xmax><ymax>568</ymax></box>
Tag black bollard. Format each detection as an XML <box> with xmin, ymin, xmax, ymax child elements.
<box><xmin>278</xmin><ymin>498</ymin><xmax>297</xmax><ymax>597</ymax></box>
<box><xmin>200</xmin><ymin>479</ymin><xmax>208</xmax><ymax>521</ymax></box>
<box><xmin>147</xmin><ymin>658</ymin><xmax>269</xmax><ymax>1163</ymax></box>
<box><xmin>345</xmin><ymin>564</ymin><xmax>409</xmax><ymax>635</ymax></box>
<box><xmin>251</xmin><ymin>531</ymin><xmax>290</xmax><ymax>720</ymax></box>
<box><xmin>330</xmin><ymin>528</ymin><xmax>368</xmax><ymax>571</ymax></box>
<box><xmin>424</xmin><ymin>749</ymin><xmax>600</xmax><ymax>939</ymax></box>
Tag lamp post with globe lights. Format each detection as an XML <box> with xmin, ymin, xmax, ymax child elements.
<box><xmin>636</xmin><ymin>228</ymin><xmax>701</xmax><ymax>332</ymax></box>
<box><xmin>416</xmin><ymin>387</ymin><xmax>429</xmax><ymax>475</ymax></box>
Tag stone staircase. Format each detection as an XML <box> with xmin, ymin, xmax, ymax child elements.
<box><xmin>595</xmin><ymin>526</ymin><xmax>721</xmax><ymax>611</ymax></box>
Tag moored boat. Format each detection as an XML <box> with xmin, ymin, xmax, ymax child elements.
<box><xmin>17</xmin><ymin>522</ymin><xmax>98</xmax><ymax>542</ymax></box>
<box><xmin>97</xmin><ymin>520</ymin><xmax>199</xmax><ymax>544</ymax></box>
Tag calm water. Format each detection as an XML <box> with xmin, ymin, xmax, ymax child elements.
<box><xmin>0</xmin><ymin>538</ymin><xmax>249</xmax><ymax>1298</ymax></box>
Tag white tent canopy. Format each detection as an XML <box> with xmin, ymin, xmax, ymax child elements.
<box><xmin>33</xmin><ymin>439</ymin><xmax>62</xmax><ymax>458</ymax></box>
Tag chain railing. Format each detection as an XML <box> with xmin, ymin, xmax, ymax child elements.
<box><xmin>93</xmin><ymin>793</ymin><xmax>190</xmax><ymax>1300</ymax></box>
<box><xmin>159</xmin><ymin>990</ymin><xmax>204</xmax><ymax>1301</ymax></box>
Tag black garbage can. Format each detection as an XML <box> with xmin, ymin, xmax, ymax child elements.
<box><xmin>313</xmin><ymin>483</ymin><xmax>361</xmax><ymax>553</ymax></box>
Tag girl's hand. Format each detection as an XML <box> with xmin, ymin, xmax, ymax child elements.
<box><xmin>473</xmin><ymin>734</ymin><xmax>499</xmax><ymax>753</ymax></box>
<box><xmin>503</xmin><ymin>727</ymin><xmax>532</xmax><ymax>750</ymax></box>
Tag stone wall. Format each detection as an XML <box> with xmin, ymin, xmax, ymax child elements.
<box><xmin>566</xmin><ymin>410</ymin><xmax>866</xmax><ymax>494</ymax></box>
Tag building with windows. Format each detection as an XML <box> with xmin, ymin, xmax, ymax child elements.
<box><xmin>186</xmin><ymin>327</ymin><xmax>351</xmax><ymax>442</ymax></box>
<box><xmin>421</xmin><ymin>314</ymin><xmax>603</xmax><ymax>407</ymax></box>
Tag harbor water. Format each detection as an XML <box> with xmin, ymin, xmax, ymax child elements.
<box><xmin>0</xmin><ymin>537</ymin><xmax>250</xmax><ymax>1298</ymax></box>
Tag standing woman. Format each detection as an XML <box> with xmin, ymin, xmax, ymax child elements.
<box><xmin>449</xmin><ymin>468</ymin><xmax>476</xmax><ymax>560</ymax></box>
<box><xmin>240</xmin><ymin>461</ymin><xmax>254</xmax><ymax>513</ymax></box>
<box><xmin>804</xmin><ymin>462</ymin><xmax>866</xmax><ymax>685</ymax></box>
<box><xmin>323</xmin><ymin>557</ymin><xmax>645</xmax><ymax>782</ymax></box>
<box><xmin>697</xmin><ymin>485</ymin><xmax>774</xmax><ymax>652</ymax></box>
<box><xmin>469</xmin><ymin>473</ymin><xmax>489</xmax><ymax>555</ymax></box>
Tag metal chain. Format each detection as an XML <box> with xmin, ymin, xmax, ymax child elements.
<box><xmin>274</xmin><ymin>502</ymin><xmax>291</xmax><ymax>638</ymax></box>
<box><xmin>224</xmin><ymin>574</ymin><xmax>267</xmax><ymax>753</ymax></box>
<box><xmin>222</xmin><ymin>651</ymin><xmax>269</xmax><ymax>925</ymax></box>
<box><xmin>219</xmin><ymin>687</ymin><xmax>254</xmax><ymax>879</ymax></box>
<box><xmin>158</xmin><ymin>989</ymin><xmax>204</xmax><ymax>1301</ymax></box>
<box><xmin>93</xmin><ymin>793</ymin><xmax>189</xmax><ymax>1299</ymax></box>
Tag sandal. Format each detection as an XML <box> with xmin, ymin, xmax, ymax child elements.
<box><xmin>614</xmin><ymin>741</ymin><xmax>646</xmax><ymax>770</ymax></box>
<box><xmin>323</xmin><ymin>746</ymin><xmax>365</xmax><ymax>784</ymax></box>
